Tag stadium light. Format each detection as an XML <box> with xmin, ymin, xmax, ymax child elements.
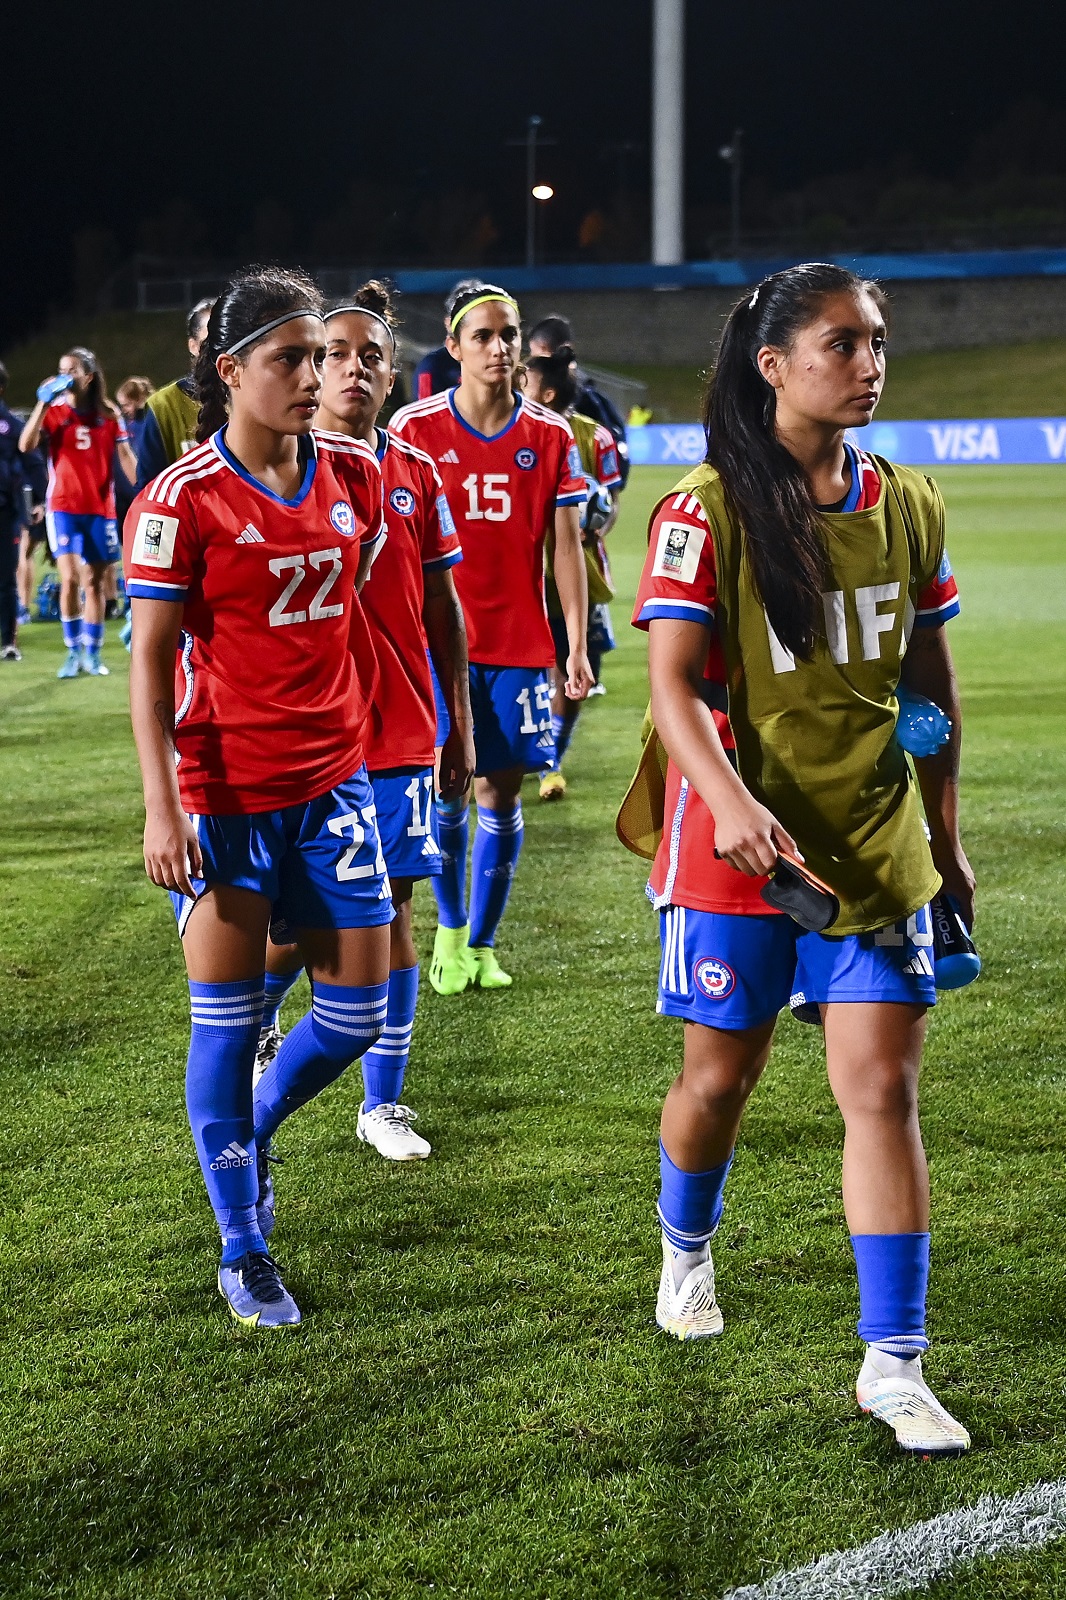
<box><xmin>532</xmin><ymin>185</ymin><xmax>554</xmax><ymax>201</ymax></box>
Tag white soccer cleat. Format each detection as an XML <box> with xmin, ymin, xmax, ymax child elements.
<box><xmin>856</xmin><ymin>1348</ymin><xmax>971</xmax><ymax>1456</ymax></box>
<box><xmin>655</xmin><ymin>1233</ymin><xmax>724</xmax><ymax>1340</ymax></box>
<box><xmin>253</xmin><ymin>1021</ymin><xmax>284</xmax><ymax>1087</ymax></box>
<box><xmin>357</xmin><ymin>1101</ymin><xmax>431</xmax><ymax>1162</ymax></box>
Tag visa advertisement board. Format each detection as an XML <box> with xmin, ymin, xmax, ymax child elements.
<box><xmin>627</xmin><ymin>419</ymin><xmax>1066</xmax><ymax>468</ymax></box>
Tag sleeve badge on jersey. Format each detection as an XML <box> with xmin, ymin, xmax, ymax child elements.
<box><xmin>388</xmin><ymin>486</ymin><xmax>416</xmax><ymax>516</ymax></box>
<box><xmin>514</xmin><ymin>447</ymin><xmax>537</xmax><ymax>470</ymax></box>
<box><xmin>436</xmin><ymin>494</ymin><xmax>457</xmax><ymax>536</ymax></box>
<box><xmin>330</xmin><ymin>500</ymin><xmax>356</xmax><ymax>537</ymax></box>
<box><xmin>653</xmin><ymin>520</ymin><xmax>706</xmax><ymax>584</ymax></box>
<box><xmin>566</xmin><ymin>444</ymin><xmax>582</xmax><ymax>478</ymax></box>
<box><xmin>132</xmin><ymin>511</ymin><xmax>180</xmax><ymax>567</ymax></box>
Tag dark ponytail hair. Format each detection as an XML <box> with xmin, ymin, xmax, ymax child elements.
<box><xmin>352</xmin><ymin>278</ymin><xmax>398</xmax><ymax>363</ymax></box>
<box><xmin>703</xmin><ymin>262</ymin><xmax>887</xmax><ymax>659</ymax></box>
<box><xmin>194</xmin><ymin>264</ymin><xmax>324</xmax><ymax>442</ymax></box>
<box><xmin>65</xmin><ymin>346</ymin><xmax>107</xmax><ymax>417</ymax></box>
<box><xmin>526</xmin><ymin>344</ymin><xmax>577</xmax><ymax>413</ymax></box>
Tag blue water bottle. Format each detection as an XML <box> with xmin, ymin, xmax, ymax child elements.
<box><xmin>931</xmin><ymin>894</ymin><xmax>981</xmax><ymax>990</ymax></box>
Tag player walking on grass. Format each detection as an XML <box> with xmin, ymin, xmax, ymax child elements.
<box><xmin>259</xmin><ymin>281</ymin><xmax>475</xmax><ymax>1161</ymax></box>
<box><xmin>125</xmin><ymin>266</ymin><xmax>391</xmax><ymax>1330</ymax></box>
<box><xmin>20</xmin><ymin>348</ymin><xmax>136</xmax><ymax>678</ymax></box>
<box><xmin>632</xmin><ymin>264</ymin><xmax>973</xmax><ymax>1455</ymax></box>
<box><xmin>523</xmin><ymin>346</ymin><xmax>623</xmax><ymax>801</ymax></box>
<box><xmin>390</xmin><ymin>284</ymin><xmax>593</xmax><ymax>994</ymax></box>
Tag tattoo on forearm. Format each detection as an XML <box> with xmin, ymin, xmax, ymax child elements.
<box><xmin>153</xmin><ymin>699</ymin><xmax>175</xmax><ymax>752</ymax></box>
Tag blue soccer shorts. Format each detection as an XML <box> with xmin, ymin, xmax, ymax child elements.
<box><xmin>170</xmin><ymin>766</ymin><xmax>394</xmax><ymax>938</ymax></box>
<box><xmin>46</xmin><ymin>511</ymin><xmax>120</xmax><ymax>565</ymax></box>
<box><xmin>657</xmin><ymin>903</ymin><xmax>937</xmax><ymax>1030</ymax></box>
<box><xmin>469</xmin><ymin>661</ymin><xmax>556</xmax><ymax>776</ymax></box>
<box><xmin>368</xmin><ymin>765</ymin><xmax>442</xmax><ymax>881</ymax></box>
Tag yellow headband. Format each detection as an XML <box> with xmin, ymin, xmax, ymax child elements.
<box><xmin>449</xmin><ymin>293</ymin><xmax>520</xmax><ymax>335</ymax></box>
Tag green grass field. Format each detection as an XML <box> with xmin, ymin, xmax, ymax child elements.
<box><xmin>1</xmin><ymin>466</ymin><xmax>1065</xmax><ymax>1598</ymax></box>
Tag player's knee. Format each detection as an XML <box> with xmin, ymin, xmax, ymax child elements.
<box><xmin>681</xmin><ymin>1057</ymin><xmax>759</xmax><ymax>1119</ymax></box>
<box><xmin>839</xmin><ymin>1061</ymin><xmax>919</xmax><ymax>1124</ymax></box>
<box><xmin>308</xmin><ymin>983</ymin><xmax>388</xmax><ymax>1064</ymax></box>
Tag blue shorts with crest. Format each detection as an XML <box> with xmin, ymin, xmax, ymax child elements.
<box><xmin>469</xmin><ymin>662</ymin><xmax>556</xmax><ymax>776</ymax></box>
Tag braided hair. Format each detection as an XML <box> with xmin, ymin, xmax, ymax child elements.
<box><xmin>703</xmin><ymin>262</ymin><xmax>887</xmax><ymax>659</ymax></box>
<box><xmin>193</xmin><ymin>265</ymin><xmax>324</xmax><ymax>442</ymax></box>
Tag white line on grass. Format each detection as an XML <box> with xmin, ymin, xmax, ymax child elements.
<box><xmin>724</xmin><ymin>1479</ymin><xmax>1066</xmax><ymax>1600</ymax></box>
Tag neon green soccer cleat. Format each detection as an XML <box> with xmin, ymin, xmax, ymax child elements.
<box><xmin>429</xmin><ymin>923</ymin><xmax>476</xmax><ymax>995</ymax></box>
<box><xmin>469</xmin><ymin>946</ymin><xmax>513</xmax><ymax>989</ymax></box>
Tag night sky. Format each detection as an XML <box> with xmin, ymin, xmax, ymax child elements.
<box><xmin>2</xmin><ymin>0</ymin><xmax>1064</xmax><ymax>346</ymax></box>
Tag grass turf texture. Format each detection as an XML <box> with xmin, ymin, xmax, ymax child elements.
<box><xmin>0</xmin><ymin>466</ymin><xmax>1064</xmax><ymax>1599</ymax></box>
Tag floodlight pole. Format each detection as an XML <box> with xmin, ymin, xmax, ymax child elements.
<box><xmin>652</xmin><ymin>0</ymin><xmax>685</xmax><ymax>265</ymax></box>
<box><xmin>526</xmin><ymin>115</ymin><xmax>542</xmax><ymax>269</ymax></box>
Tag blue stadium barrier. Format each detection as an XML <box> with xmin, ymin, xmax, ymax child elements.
<box><xmin>629</xmin><ymin>418</ymin><xmax>1066</xmax><ymax>467</ymax></box>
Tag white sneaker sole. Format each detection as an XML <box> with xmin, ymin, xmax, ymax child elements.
<box><xmin>857</xmin><ymin>1381</ymin><xmax>971</xmax><ymax>1456</ymax></box>
<box><xmin>356</xmin><ymin>1123</ymin><xmax>431</xmax><ymax>1162</ymax></box>
<box><xmin>655</xmin><ymin>1303</ymin><xmax>724</xmax><ymax>1340</ymax></box>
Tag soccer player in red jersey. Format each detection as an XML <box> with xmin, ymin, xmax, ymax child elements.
<box><xmin>20</xmin><ymin>348</ymin><xmax>136</xmax><ymax>678</ymax></box>
<box><xmin>390</xmin><ymin>284</ymin><xmax>593</xmax><ymax>993</ymax></box>
<box><xmin>259</xmin><ymin>280</ymin><xmax>475</xmax><ymax>1160</ymax></box>
<box><xmin>124</xmin><ymin>267</ymin><xmax>392</xmax><ymax>1330</ymax></box>
<box><xmin>630</xmin><ymin>265</ymin><xmax>972</xmax><ymax>1454</ymax></box>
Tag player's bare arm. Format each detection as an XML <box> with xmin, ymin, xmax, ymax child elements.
<box><xmin>550</xmin><ymin>502</ymin><xmax>593</xmax><ymax>700</ymax></box>
<box><xmin>423</xmin><ymin>566</ymin><xmax>475</xmax><ymax>801</ymax></box>
<box><xmin>647</xmin><ymin>614</ymin><xmax>797</xmax><ymax>875</ymax></box>
<box><xmin>900</xmin><ymin>622</ymin><xmax>975</xmax><ymax>925</ymax></box>
<box><xmin>129</xmin><ymin>594</ymin><xmax>202</xmax><ymax>898</ymax></box>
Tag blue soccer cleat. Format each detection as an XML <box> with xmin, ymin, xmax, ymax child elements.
<box><xmin>217</xmin><ymin>1251</ymin><xmax>300</xmax><ymax>1329</ymax></box>
<box><xmin>81</xmin><ymin>647</ymin><xmax>109</xmax><ymax>677</ymax></box>
<box><xmin>57</xmin><ymin>647</ymin><xmax>82</xmax><ymax>679</ymax></box>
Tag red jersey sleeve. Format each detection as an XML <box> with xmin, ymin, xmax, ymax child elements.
<box><xmin>418</xmin><ymin>459</ymin><xmax>462</xmax><ymax>571</ymax></box>
<box><xmin>123</xmin><ymin>485</ymin><xmax>201</xmax><ymax>603</ymax></box>
<box><xmin>915</xmin><ymin>550</ymin><xmax>961</xmax><ymax>627</ymax></box>
<box><xmin>593</xmin><ymin>423</ymin><xmax>623</xmax><ymax>490</ymax></box>
<box><xmin>555</xmin><ymin>424</ymin><xmax>589</xmax><ymax>508</ymax></box>
<box><xmin>633</xmin><ymin>492</ymin><xmax>718</xmax><ymax>630</ymax></box>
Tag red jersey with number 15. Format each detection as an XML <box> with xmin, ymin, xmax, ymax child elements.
<box><xmin>123</xmin><ymin>427</ymin><xmax>385</xmax><ymax>816</ymax></box>
<box><xmin>389</xmin><ymin>389</ymin><xmax>586</xmax><ymax>668</ymax></box>
<box><xmin>41</xmin><ymin>400</ymin><xmax>126</xmax><ymax>516</ymax></box>
<box><xmin>360</xmin><ymin>427</ymin><xmax>462</xmax><ymax>770</ymax></box>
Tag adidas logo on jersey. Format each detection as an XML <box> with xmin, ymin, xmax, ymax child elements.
<box><xmin>235</xmin><ymin>523</ymin><xmax>265</xmax><ymax>544</ymax></box>
<box><xmin>210</xmin><ymin>1141</ymin><xmax>254</xmax><ymax>1170</ymax></box>
<box><xmin>438</xmin><ymin>449</ymin><xmax>460</xmax><ymax>464</ymax></box>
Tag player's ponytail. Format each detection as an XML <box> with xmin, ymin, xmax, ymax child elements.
<box><xmin>703</xmin><ymin>262</ymin><xmax>887</xmax><ymax>660</ymax></box>
<box><xmin>194</xmin><ymin>264</ymin><xmax>324</xmax><ymax>442</ymax></box>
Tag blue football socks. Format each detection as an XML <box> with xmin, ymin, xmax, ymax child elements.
<box><xmin>81</xmin><ymin>620</ymin><xmax>104</xmax><ymax>651</ymax></box>
<box><xmin>262</xmin><ymin>968</ymin><xmax>303</xmax><ymax>1030</ymax></box>
<box><xmin>851</xmin><ymin>1232</ymin><xmax>930</xmax><ymax>1356</ymax></box>
<box><xmin>469</xmin><ymin>802</ymin><xmax>524</xmax><ymax>948</ymax></box>
<box><xmin>361</xmin><ymin>964</ymin><xmax>419</xmax><ymax>1110</ymax></box>
<box><xmin>657</xmin><ymin>1140</ymin><xmax>734</xmax><ymax>1249</ymax></box>
<box><xmin>61</xmin><ymin>616</ymin><xmax>80</xmax><ymax>650</ymax></box>
<box><xmin>253</xmin><ymin>979</ymin><xmax>388</xmax><ymax>1145</ymax></box>
<box><xmin>433</xmin><ymin>798</ymin><xmax>469</xmax><ymax>929</ymax></box>
<box><xmin>551</xmin><ymin>709</ymin><xmax>577</xmax><ymax>767</ymax></box>
<box><xmin>184</xmin><ymin>977</ymin><xmax>267</xmax><ymax>1264</ymax></box>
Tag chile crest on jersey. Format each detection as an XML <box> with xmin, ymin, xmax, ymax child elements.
<box><xmin>389</xmin><ymin>486</ymin><xmax>417</xmax><ymax>515</ymax></box>
<box><xmin>330</xmin><ymin>500</ymin><xmax>356</xmax><ymax>537</ymax></box>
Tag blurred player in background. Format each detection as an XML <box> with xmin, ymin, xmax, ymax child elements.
<box><xmin>125</xmin><ymin>266</ymin><xmax>391</xmax><ymax>1330</ymax></box>
<box><xmin>524</xmin><ymin>344</ymin><xmax>623</xmax><ymax>800</ymax></box>
<box><xmin>632</xmin><ymin>263</ymin><xmax>972</xmax><ymax>1456</ymax></box>
<box><xmin>411</xmin><ymin>279</ymin><xmax>483</xmax><ymax>399</ymax></box>
<box><xmin>135</xmin><ymin>297</ymin><xmax>214</xmax><ymax>487</ymax></box>
<box><xmin>259</xmin><ymin>280</ymin><xmax>475</xmax><ymax>1162</ymax></box>
<box><xmin>0</xmin><ymin>360</ymin><xmax>43</xmax><ymax>659</ymax></box>
<box><xmin>114</xmin><ymin>376</ymin><xmax>154</xmax><ymax>529</ymax></box>
<box><xmin>391</xmin><ymin>284</ymin><xmax>592</xmax><ymax>994</ymax></box>
<box><xmin>526</xmin><ymin>313</ymin><xmax>630</xmax><ymax>489</ymax></box>
<box><xmin>19</xmin><ymin>348</ymin><xmax>135</xmax><ymax>677</ymax></box>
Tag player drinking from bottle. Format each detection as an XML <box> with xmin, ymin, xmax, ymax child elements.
<box><xmin>20</xmin><ymin>348</ymin><xmax>136</xmax><ymax>678</ymax></box>
<box><xmin>390</xmin><ymin>284</ymin><xmax>593</xmax><ymax>994</ymax></box>
<box><xmin>124</xmin><ymin>266</ymin><xmax>391</xmax><ymax>1329</ymax></box>
<box><xmin>630</xmin><ymin>264</ymin><xmax>972</xmax><ymax>1455</ymax></box>
<box><xmin>258</xmin><ymin>280</ymin><xmax>476</xmax><ymax>1160</ymax></box>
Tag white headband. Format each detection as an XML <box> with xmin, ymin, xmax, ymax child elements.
<box><xmin>324</xmin><ymin>304</ymin><xmax>397</xmax><ymax>347</ymax></box>
<box><xmin>224</xmin><ymin>309</ymin><xmax>325</xmax><ymax>357</ymax></box>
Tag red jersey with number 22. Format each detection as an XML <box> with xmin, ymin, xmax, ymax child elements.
<box><xmin>389</xmin><ymin>390</ymin><xmax>586</xmax><ymax>668</ymax></box>
<box><xmin>123</xmin><ymin>427</ymin><xmax>385</xmax><ymax>816</ymax></box>
<box><xmin>360</xmin><ymin>427</ymin><xmax>462</xmax><ymax>770</ymax></box>
<box><xmin>632</xmin><ymin>447</ymin><xmax>961</xmax><ymax>914</ymax></box>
